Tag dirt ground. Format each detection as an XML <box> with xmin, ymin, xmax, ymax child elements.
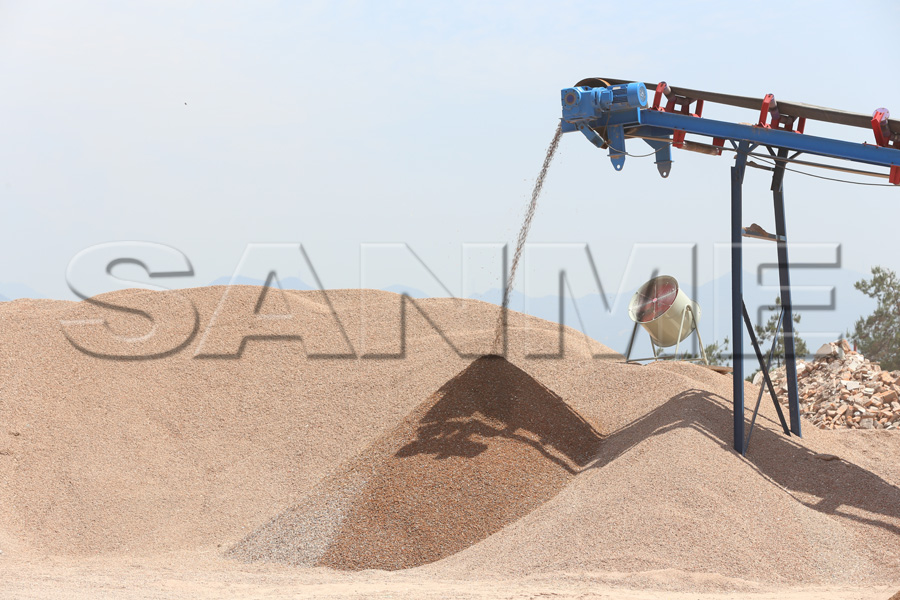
<box><xmin>1</xmin><ymin>554</ymin><xmax>896</xmax><ymax>600</ymax></box>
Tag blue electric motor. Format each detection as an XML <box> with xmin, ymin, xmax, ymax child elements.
<box><xmin>561</xmin><ymin>82</ymin><xmax>648</xmax><ymax>120</ymax></box>
<box><xmin>560</xmin><ymin>81</ymin><xmax>659</xmax><ymax>173</ymax></box>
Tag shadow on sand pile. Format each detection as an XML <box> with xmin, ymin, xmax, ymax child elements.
<box><xmin>228</xmin><ymin>355</ymin><xmax>603</xmax><ymax>570</ymax></box>
<box><xmin>598</xmin><ymin>387</ymin><xmax>900</xmax><ymax>539</ymax></box>
<box><xmin>429</xmin><ymin>370</ymin><xmax>900</xmax><ymax>584</ymax></box>
<box><xmin>231</xmin><ymin>358</ymin><xmax>900</xmax><ymax>583</ymax></box>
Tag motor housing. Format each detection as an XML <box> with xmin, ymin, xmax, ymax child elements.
<box><xmin>561</xmin><ymin>82</ymin><xmax>648</xmax><ymax>120</ymax></box>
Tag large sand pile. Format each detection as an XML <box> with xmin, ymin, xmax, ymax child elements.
<box><xmin>1</xmin><ymin>285</ymin><xmax>899</xmax><ymax>590</ymax></box>
<box><xmin>0</xmin><ymin>285</ymin><xmax>610</xmax><ymax>557</ymax></box>
<box><xmin>229</xmin><ymin>355</ymin><xmax>603</xmax><ymax>570</ymax></box>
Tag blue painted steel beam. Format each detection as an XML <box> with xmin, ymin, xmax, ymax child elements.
<box><xmin>771</xmin><ymin>148</ymin><xmax>803</xmax><ymax>436</ymax></box>
<box><xmin>732</xmin><ymin>141</ymin><xmax>750</xmax><ymax>455</ymax></box>
<box><xmin>634</xmin><ymin>111</ymin><xmax>900</xmax><ymax>168</ymax></box>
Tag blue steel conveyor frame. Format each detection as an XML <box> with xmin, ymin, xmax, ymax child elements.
<box><xmin>560</xmin><ymin>78</ymin><xmax>900</xmax><ymax>455</ymax></box>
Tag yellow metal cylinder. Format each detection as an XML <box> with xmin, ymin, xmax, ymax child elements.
<box><xmin>628</xmin><ymin>275</ymin><xmax>701</xmax><ymax>348</ymax></box>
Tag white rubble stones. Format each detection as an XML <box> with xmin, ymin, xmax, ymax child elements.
<box><xmin>815</xmin><ymin>342</ymin><xmax>844</xmax><ymax>361</ymax></box>
<box><xmin>770</xmin><ymin>339</ymin><xmax>900</xmax><ymax>430</ymax></box>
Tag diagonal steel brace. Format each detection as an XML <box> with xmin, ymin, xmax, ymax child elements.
<box><xmin>742</xmin><ymin>302</ymin><xmax>791</xmax><ymax>452</ymax></box>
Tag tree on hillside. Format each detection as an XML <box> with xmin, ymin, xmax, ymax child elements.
<box><xmin>672</xmin><ymin>337</ymin><xmax>730</xmax><ymax>366</ymax></box>
<box><xmin>850</xmin><ymin>266</ymin><xmax>900</xmax><ymax>372</ymax></box>
<box><xmin>702</xmin><ymin>337</ymin><xmax>730</xmax><ymax>367</ymax></box>
<box><xmin>754</xmin><ymin>296</ymin><xmax>808</xmax><ymax>368</ymax></box>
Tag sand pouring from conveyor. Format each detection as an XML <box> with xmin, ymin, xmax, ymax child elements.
<box><xmin>558</xmin><ymin>76</ymin><xmax>900</xmax><ymax>455</ymax></box>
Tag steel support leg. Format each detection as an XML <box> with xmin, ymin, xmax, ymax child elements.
<box><xmin>732</xmin><ymin>142</ymin><xmax>750</xmax><ymax>454</ymax></box>
<box><xmin>772</xmin><ymin>147</ymin><xmax>802</xmax><ymax>437</ymax></box>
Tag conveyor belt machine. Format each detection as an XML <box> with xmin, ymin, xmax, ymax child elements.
<box><xmin>560</xmin><ymin>78</ymin><xmax>900</xmax><ymax>454</ymax></box>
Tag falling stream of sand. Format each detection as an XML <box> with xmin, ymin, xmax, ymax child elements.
<box><xmin>492</xmin><ymin>123</ymin><xmax>563</xmax><ymax>353</ymax></box>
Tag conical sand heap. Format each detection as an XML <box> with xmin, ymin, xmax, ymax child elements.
<box><xmin>228</xmin><ymin>355</ymin><xmax>602</xmax><ymax>570</ymax></box>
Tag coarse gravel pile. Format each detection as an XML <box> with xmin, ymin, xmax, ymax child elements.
<box><xmin>1</xmin><ymin>286</ymin><xmax>899</xmax><ymax>590</ymax></box>
<box><xmin>227</xmin><ymin>354</ymin><xmax>603</xmax><ymax>570</ymax></box>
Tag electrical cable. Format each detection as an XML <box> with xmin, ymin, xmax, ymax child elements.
<box><xmin>746</xmin><ymin>153</ymin><xmax>898</xmax><ymax>187</ymax></box>
<box><xmin>617</xmin><ymin>146</ymin><xmax>666</xmax><ymax>158</ymax></box>
<box><xmin>593</xmin><ymin>131</ymin><xmax>670</xmax><ymax>158</ymax></box>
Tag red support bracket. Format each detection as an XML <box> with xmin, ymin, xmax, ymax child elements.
<box><xmin>652</xmin><ymin>81</ymin><xmax>703</xmax><ymax>150</ymax></box>
<box><xmin>666</xmin><ymin>95</ymin><xmax>703</xmax><ymax>117</ymax></box>
<box><xmin>872</xmin><ymin>108</ymin><xmax>898</xmax><ymax>148</ymax></box>
<box><xmin>651</xmin><ymin>81</ymin><xmax>703</xmax><ymax>116</ymax></box>
<box><xmin>651</xmin><ymin>81</ymin><xmax>669</xmax><ymax>111</ymax></box>
<box><xmin>872</xmin><ymin>108</ymin><xmax>900</xmax><ymax>183</ymax></box>
<box><xmin>758</xmin><ymin>94</ymin><xmax>775</xmax><ymax>127</ymax></box>
<box><xmin>758</xmin><ymin>94</ymin><xmax>805</xmax><ymax>133</ymax></box>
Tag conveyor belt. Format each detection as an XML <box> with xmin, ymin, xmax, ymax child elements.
<box><xmin>575</xmin><ymin>77</ymin><xmax>900</xmax><ymax>136</ymax></box>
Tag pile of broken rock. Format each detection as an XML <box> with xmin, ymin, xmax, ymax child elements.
<box><xmin>762</xmin><ymin>339</ymin><xmax>900</xmax><ymax>430</ymax></box>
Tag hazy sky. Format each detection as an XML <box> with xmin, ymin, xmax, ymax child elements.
<box><xmin>2</xmin><ymin>0</ymin><xmax>899</xmax><ymax>304</ymax></box>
